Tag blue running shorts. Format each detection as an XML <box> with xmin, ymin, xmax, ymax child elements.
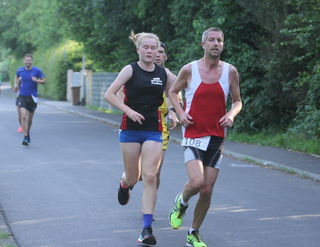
<box><xmin>119</xmin><ymin>130</ymin><xmax>162</xmax><ymax>144</ymax></box>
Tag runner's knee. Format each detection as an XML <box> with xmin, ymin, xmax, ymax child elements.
<box><xmin>189</xmin><ymin>176</ymin><xmax>204</xmax><ymax>192</ymax></box>
<box><xmin>142</xmin><ymin>171</ymin><xmax>157</xmax><ymax>185</ymax></box>
<box><xmin>199</xmin><ymin>185</ymin><xmax>213</xmax><ymax>199</ymax></box>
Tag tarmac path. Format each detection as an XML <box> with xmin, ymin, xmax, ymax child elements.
<box><xmin>0</xmin><ymin>91</ymin><xmax>320</xmax><ymax>247</ymax></box>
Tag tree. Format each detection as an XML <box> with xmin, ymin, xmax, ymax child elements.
<box><xmin>0</xmin><ymin>0</ymin><xmax>34</xmax><ymax>57</ymax></box>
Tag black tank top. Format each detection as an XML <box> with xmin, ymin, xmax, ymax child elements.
<box><xmin>120</xmin><ymin>62</ymin><xmax>167</xmax><ymax>131</ymax></box>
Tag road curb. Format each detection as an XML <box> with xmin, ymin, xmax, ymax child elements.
<box><xmin>0</xmin><ymin>206</ymin><xmax>19</xmax><ymax>247</ymax></box>
<box><xmin>40</xmin><ymin>102</ymin><xmax>120</xmax><ymax>127</ymax></box>
<box><xmin>223</xmin><ymin>150</ymin><xmax>320</xmax><ymax>182</ymax></box>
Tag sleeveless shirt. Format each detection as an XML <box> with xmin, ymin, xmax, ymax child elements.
<box><xmin>183</xmin><ymin>60</ymin><xmax>230</xmax><ymax>138</ymax></box>
<box><xmin>120</xmin><ymin>62</ymin><xmax>167</xmax><ymax>131</ymax></box>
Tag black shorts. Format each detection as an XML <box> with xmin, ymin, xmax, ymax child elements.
<box><xmin>17</xmin><ymin>95</ymin><xmax>37</xmax><ymax>113</ymax></box>
<box><xmin>184</xmin><ymin>136</ymin><xmax>224</xmax><ymax>169</ymax></box>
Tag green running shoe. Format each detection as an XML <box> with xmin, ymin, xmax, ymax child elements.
<box><xmin>186</xmin><ymin>230</ymin><xmax>207</xmax><ymax>247</ymax></box>
<box><xmin>169</xmin><ymin>193</ymin><xmax>188</xmax><ymax>229</ymax></box>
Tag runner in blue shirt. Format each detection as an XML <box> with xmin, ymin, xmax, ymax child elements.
<box><xmin>14</xmin><ymin>54</ymin><xmax>45</xmax><ymax>146</ymax></box>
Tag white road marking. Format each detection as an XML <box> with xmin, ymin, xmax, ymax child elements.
<box><xmin>231</xmin><ymin>163</ymin><xmax>257</xmax><ymax>168</ymax></box>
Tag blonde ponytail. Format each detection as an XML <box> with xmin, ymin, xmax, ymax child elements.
<box><xmin>129</xmin><ymin>31</ymin><xmax>160</xmax><ymax>48</ymax></box>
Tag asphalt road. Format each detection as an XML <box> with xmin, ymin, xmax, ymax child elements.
<box><xmin>1</xmin><ymin>93</ymin><xmax>320</xmax><ymax>247</ymax></box>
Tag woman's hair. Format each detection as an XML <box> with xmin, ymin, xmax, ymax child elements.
<box><xmin>129</xmin><ymin>31</ymin><xmax>160</xmax><ymax>48</ymax></box>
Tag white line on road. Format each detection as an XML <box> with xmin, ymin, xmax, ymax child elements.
<box><xmin>231</xmin><ymin>163</ymin><xmax>257</xmax><ymax>168</ymax></box>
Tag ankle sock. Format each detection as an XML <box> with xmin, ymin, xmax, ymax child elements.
<box><xmin>143</xmin><ymin>214</ymin><xmax>153</xmax><ymax>228</ymax></box>
<box><xmin>180</xmin><ymin>195</ymin><xmax>188</xmax><ymax>207</ymax></box>
<box><xmin>120</xmin><ymin>179</ymin><xmax>129</xmax><ymax>189</ymax></box>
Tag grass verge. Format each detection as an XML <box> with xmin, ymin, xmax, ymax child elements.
<box><xmin>0</xmin><ymin>232</ymin><xmax>9</xmax><ymax>239</ymax></box>
<box><xmin>227</xmin><ymin>132</ymin><xmax>320</xmax><ymax>156</ymax></box>
<box><xmin>85</xmin><ymin>105</ymin><xmax>122</xmax><ymax>115</ymax></box>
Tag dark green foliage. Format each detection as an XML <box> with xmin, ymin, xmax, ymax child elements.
<box><xmin>0</xmin><ymin>0</ymin><xmax>63</xmax><ymax>57</ymax></box>
<box><xmin>1</xmin><ymin>0</ymin><xmax>319</xmax><ymax>138</ymax></box>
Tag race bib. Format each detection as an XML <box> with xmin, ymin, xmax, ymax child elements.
<box><xmin>31</xmin><ymin>95</ymin><xmax>38</xmax><ymax>103</ymax></box>
<box><xmin>181</xmin><ymin>136</ymin><xmax>210</xmax><ymax>151</ymax></box>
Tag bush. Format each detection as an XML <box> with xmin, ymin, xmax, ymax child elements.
<box><xmin>290</xmin><ymin>63</ymin><xmax>320</xmax><ymax>138</ymax></box>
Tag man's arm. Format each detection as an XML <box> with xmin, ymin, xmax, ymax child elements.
<box><xmin>32</xmin><ymin>77</ymin><xmax>46</xmax><ymax>84</ymax></box>
<box><xmin>164</xmin><ymin>68</ymin><xmax>179</xmax><ymax>128</ymax></box>
<box><xmin>13</xmin><ymin>75</ymin><xmax>21</xmax><ymax>92</ymax></box>
<box><xmin>219</xmin><ymin>65</ymin><xmax>242</xmax><ymax>128</ymax></box>
<box><xmin>32</xmin><ymin>69</ymin><xmax>46</xmax><ymax>84</ymax></box>
<box><xmin>168</xmin><ymin>64</ymin><xmax>194</xmax><ymax>127</ymax></box>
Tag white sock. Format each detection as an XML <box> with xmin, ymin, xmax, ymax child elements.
<box><xmin>180</xmin><ymin>195</ymin><xmax>188</xmax><ymax>207</ymax></box>
<box><xmin>189</xmin><ymin>228</ymin><xmax>197</xmax><ymax>234</ymax></box>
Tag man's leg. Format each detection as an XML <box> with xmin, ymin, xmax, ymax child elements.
<box><xmin>26</xmin><ymin>111</ymin><xmax>34</xmax><ymax>137</ymax></box>
<box><xmin>169</xmin><ymin>159</ymin><xmax>204</xmax><ymax>229</ymax></box>
<box><xmin>183</xmin><ymin>167</ymin><xmax>218</xmax><ymax>247</ymax></box>
<box><xmin>156</xmin><ymin>126</ymin><xmax>169</xmax><ymax>189</ymax></box>
<box><xmin>17</xmin><ymin>106</ymin><xmax>23</xmax><ymax>132</ymax></box>
<box><xmin>192</xmin><ymin>166</ymin><xmax>219</xmax><ymax>229</ymax></box>
<box><xmin>183</xmin><ymin>160</ymin><xmax>205</xmax><ymax>202</ymax></box>
<box><xmin>20</xmin><ymin>107</ymin><xmax>29</xmax><ymax>137</ymax></box>
<box><xmin>156</xmin><ymin>150</ymin><xmax>165</xmax><ymax>189</ymax></box>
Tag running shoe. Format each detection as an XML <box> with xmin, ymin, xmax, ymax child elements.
<box><xmin>22</xmin><ymin>136</ymin><xmax>29</xmax><ymax>146</ymax></box>
<box><xmin>17</xmin><ymin>126</ymin><xmax>23</xmax><ymax>133</ymax></box>
<box><xmin>169</xmin><ymin>192</ymin><xmax>188</xmax><ymax>229</ymax></box>
<box><xmin>137</xmin><ymin>226</ymin><xmax>156</xmax><ymax>245</ymax></box>
<box><xmin>186</xmin><ymin>230</ymin><xmax>207</xmax><ymax>247</ymax></box>
<box><xmin>117</xmin><ymin>181</ymin><xmax>133</xmax><ymax>205</ymax></box>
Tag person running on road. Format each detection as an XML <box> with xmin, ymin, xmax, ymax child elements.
<box><xmin>14</xmin><ymin>79</ymin><xmax>23</xmax><ymax>133</ymax></box>
<box><xmin>168</xmin><ymin>27</ymin><xmax>242</xmax><ymax>247</ymax></box>
<box><xmin>14</xmin><ymin>54</ymin><xmax>45</xmax><ymax>145</ymax></box>
<box><xmin>154</xmin><ymin>42</ymin><xmax>180</xmax><ymax>189</ymax></box>
<box><xmin>104</xmin><ymin>32</ymin><xmax>176</xmax><ymax>245</ymax></box>
<box><xmin>119</xmin><ymin>42</ymin><xmax>180</xmax><ymax>187</ymax></box>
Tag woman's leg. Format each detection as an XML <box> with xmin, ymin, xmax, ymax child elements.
<box><xmin>140</xmin><ymin>141</ymin><xmax>163</xmax><ymax>214</ymax></box>
<box><xmin>120</xmin><ymin>142</ymin><xmax>141</xmax><ymax>186</ymax></box>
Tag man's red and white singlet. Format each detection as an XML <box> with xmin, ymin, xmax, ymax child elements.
<box><xmin>183</xmin><ymin>60</ymin><xmax>230</xmax><ymax>139</ymax></box>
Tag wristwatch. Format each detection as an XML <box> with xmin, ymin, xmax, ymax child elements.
<box><xmin>169</xmin><ymin>107</ymin><xmax>176</xmax><ymax>113</ymax></box>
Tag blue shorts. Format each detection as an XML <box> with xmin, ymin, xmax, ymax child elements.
<box><xmin>119</xmin><ymin>130</ymin><xmax>162</xmax><ymax>144</ymax></box>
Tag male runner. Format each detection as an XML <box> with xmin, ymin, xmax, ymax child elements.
<box><xmin>168</xmin><ymin>27</ymin><xmax>242</xmax><ymax>247</ymax></box>
<box><xmin>14</xmin><ymin>54</ymin><xmax>45</xmax><ymax>145</ymax></box>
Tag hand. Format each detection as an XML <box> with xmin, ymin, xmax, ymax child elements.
<box><xmin>219</xmin><ymin>113</ymin><xmax>234</xmax><ymax>128</ymax></box>
<box><xmin>167</xmin><ymin>110</ymin><xmax>179</xmax><ymax>130</ymax></box>
<box><xmin>126</xmin><ymin>109</ymin><xmax>145</xmax><ymax>125</ymax></box>
<box><xmin>13</xmin><ymin>85</ymin><xmax>19</xmax><ymax>92</ymax></box>
<box><xmin>178</xmin><ymin>111</ymin><xmax>193</xmax><ymax>127</ymax></box>
<box><xmin>32</xmin><ymin>76</ymin><xmax>38</xmax><ymax>83</ymax></box>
